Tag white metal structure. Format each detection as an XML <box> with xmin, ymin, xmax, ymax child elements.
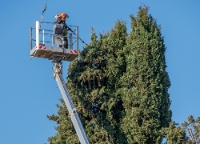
<box><xmin>30</xmin><ymin>21</ymin><xmax>90</xmax><ymax>144</ymax></box>
<box><xmin>30</xmin><ymin>21</ymin><xmax>79</xmax><ymax>61</ymax></box>
<box><xmin>53</xmin><ymin>60</ymin><xmax>90</xmax><ymax>144</ymax></box>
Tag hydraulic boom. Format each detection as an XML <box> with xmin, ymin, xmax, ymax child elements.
<box><xmin>53</xmin><ymin>60</ymin><xmax>90</xmax><ymax>144</ymax></box>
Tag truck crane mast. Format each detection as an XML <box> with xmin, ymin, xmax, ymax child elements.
<box><xmin>53</xmin><ymin>59</ymin><xmax>90</xmax><ymax>144</ymax></box>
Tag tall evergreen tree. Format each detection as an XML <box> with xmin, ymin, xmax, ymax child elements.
<box><xmin>47</xmin><ymin>21</ymin><xmax>127</xmax><ymax>143</ymax></box>
<box><xmin>118</xmin><ymin>6</ymin><xmax>171</xmax><ymax>144</ymax></box>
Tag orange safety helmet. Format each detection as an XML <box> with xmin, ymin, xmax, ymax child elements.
<box><xmin>60</xmin><ymin>12</ymin><xmax>69</xmax><ymax>21</ymax></box>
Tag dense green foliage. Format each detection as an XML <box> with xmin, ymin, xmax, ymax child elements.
<box><xmin>118</xmin><ymin>7</ymin><xmax>171</xmax><ymax>144</ymax></box>
<box><xmin>47</xmin><ymin>6</ymin><xmax>173</xmax><ymax>144</ymax></box>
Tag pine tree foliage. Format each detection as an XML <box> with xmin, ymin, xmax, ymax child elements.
<box><xmin>48</xmin><ymin>21</ymin><xmax>128</xmax><ymax>143</ymax></box>
<box><xmin>163</xmin><ymin>121</ymin><xmax>186</xmax><ymax>144</ymax></box>
<box><xmin>181</xmin><ymin>115</ymin><xmax>200</xmax><ymax>144</ymax></box>
<box><xmin>163</xmin><ymin>116</ymin><xmax>200</xmax><ymax>144</ymax></box>
<box><xmin>118</xmin><ymin>6</ymin><xmax>171</xmax><ymax>144</ymax></box>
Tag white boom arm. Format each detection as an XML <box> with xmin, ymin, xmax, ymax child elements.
<box><xmin>53</xmin><ymin>60</ymin><xmax>90</xmax><ymax>144</ymax></box>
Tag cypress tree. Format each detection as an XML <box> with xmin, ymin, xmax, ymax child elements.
<box><xmin>47</xmin><ymin>21</ymin><xmax>127</xmax><ymax>143</ymax></box>
<box><xmin>119</xmin><ymin>6</ymin><xmax>171</xmax><ymax>144</ymax></box>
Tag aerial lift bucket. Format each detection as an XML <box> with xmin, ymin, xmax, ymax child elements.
<box><xmin>30</xmin><ymin>21</ymin><xmax>79</xmax><ymax>61</ymax></box>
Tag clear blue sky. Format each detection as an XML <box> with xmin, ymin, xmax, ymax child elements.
<box><xmin>0</xmin><ymin>1</ymin><xmax>200</xmax><ymax>143</ymax></box>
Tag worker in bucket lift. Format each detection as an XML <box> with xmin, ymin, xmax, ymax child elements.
<box><xmin>54</xmin><ymin>12</ymin><xmax>69</xmax><ymax>48</ymax></box>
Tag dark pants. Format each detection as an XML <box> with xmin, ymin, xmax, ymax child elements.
<box><xmin>63</xmin><ymin>37</ymin><xmax>68</xmax><ymax>48</ymax></box>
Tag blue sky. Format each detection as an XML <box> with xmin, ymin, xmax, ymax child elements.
<box><xmin>0</xmin><ymin>0</ymin><xmax>200</xmax><ymax>143</ymax></box>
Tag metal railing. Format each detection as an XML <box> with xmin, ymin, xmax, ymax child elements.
<box><xmin>30</xmin><ymin>21</ymin><xmax>79</xmax><ymax>51</ymax></box>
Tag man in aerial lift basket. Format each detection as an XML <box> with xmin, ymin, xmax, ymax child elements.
<box><xmin>54</xmin><ymin>12</ymin><xmax>69</xmax><ymax>48</ymax></box>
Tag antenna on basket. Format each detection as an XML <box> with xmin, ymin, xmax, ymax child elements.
<box><xmin>40</xmin><ymin>0</ymin><xmax>48</xmax><ymax>25</ymax></box>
